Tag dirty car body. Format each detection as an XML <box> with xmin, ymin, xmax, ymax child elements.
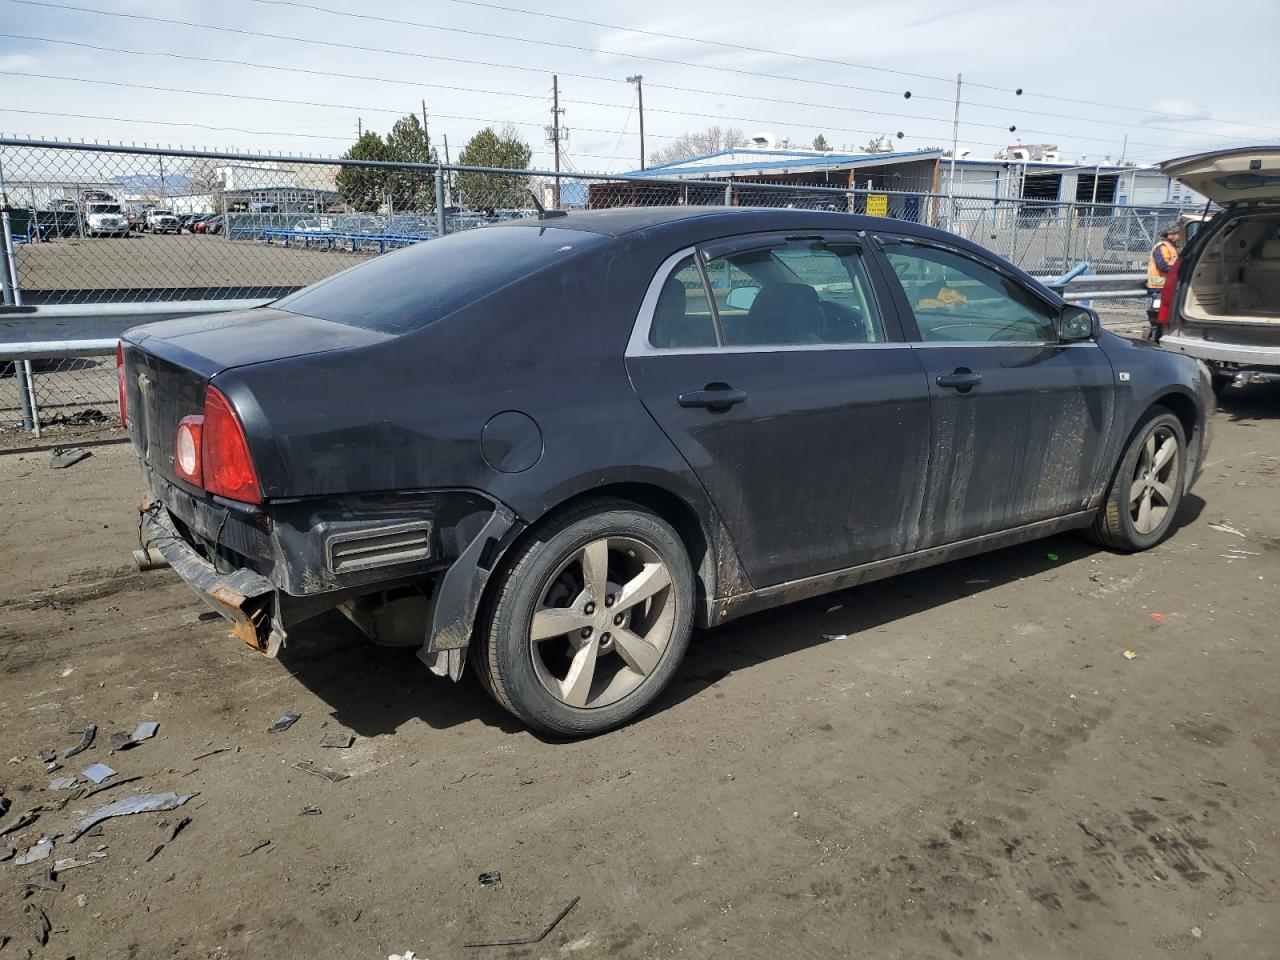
<box><xmin>121</xmin><ymin>207</ymin><xmax>1213</xmax><ymax>732</ymax></box>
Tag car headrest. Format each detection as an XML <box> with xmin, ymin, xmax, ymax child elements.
<box><xmin>650</xmin><ymin>275</ymin><xmax>715</xmax><ymax>348</ymax></box>
<box><xmin>737</xmin><ymin>282</ymin><xmax>825</xmax><ymax>345</ymax></box>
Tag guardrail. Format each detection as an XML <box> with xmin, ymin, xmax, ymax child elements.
<box><xmin>262</xmin><ymin>228</ymin><xmax>437</xmax><ymax>253</ymax></box>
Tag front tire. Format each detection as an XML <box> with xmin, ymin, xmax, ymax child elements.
<box><xmin>1089</xmin><ymin>408</ymin><xmax>1186</xmax><ymax>551</ymax></box>
<box><xmin>473</xmin><ymin>500</ymin><xmax>695</xmax><ymax>736</ymax></box>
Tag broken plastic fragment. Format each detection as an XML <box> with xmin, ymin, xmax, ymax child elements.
<box><xmin>69</xmin><ymin>791</ymin><xmax>192</xmax><ymax>842</ymax></box>
<box><xmin>293</xmin><ymin>760</ymin><xmax>348</xmax><ymax>783</ymax></box>
<box><xmin>63</xmin><ymin>723</ymin><xmax>96</xmax><ymax>759</ymax></box>
<box><xmin>1123</xmin><ymin>649</ymin><xmax>1138</xmax><ymax>660</ymax></box>
<box><xmin>49</xmin><ymin>776</ymin><xmax>78</xmax><ymax>791</ymax></box>
<box><xmin>320</xmin><ymin>732</ymin><xmax>354</xmax><ymax>749</ymax></box>
<box><xmin>82</xmin><ymin>762</ymin><xmax>116</xmax><ymax>784</ymax></box>
<box><xmin>28</xmin><ymin>904</ymin><xmax>50</xmax><ymax>945</ymax></box>
<box><xmin>268</xmin><ymin>713</ymin><xmax>300</xmax><ymax>733</ymax></box>
<box><xmin>50</xmin><ymin>446</ymin><xmax>92</xmax><ymax>469</ymax></box>
<box><xmin>0</xmin><ymin>808</ymin><xmax>39</xmax><ymax>836</ymax></box>
<box><xmin>109</xmin><ymin>731</ymin><xmax>133</xmax><ymax>752</ymax></box>
<box><xmin>479</xmin><ymin>871</ymin><xmax>502</xmax><ymax>888</ymax></box>
<box><xmin>38</xmin><ymin>747</ymin><xmax>56</xmax><ymax>763</ymax></box>
<box><xmin>15</xmin><ymin>836</ymin><xmax>55</xmax><ymax>865</ymax></box>
<box><xmin>133</xmin><ymin>721</ymin><xmax>160</xmax><ymax>742</ymax></box>
<box><xmin>1207</xmin><ymin>521</ymin><xmax>1246</xmax><ymax>538</ymax></box>
<box><xmin>53</xmin><ymin>851</ymin><xmax>107</xmax><ymax>872</ymax></box>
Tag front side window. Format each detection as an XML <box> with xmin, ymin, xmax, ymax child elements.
<box><xmin>703</xmin><ymin>240</ymin><xmax>885</xmax><ymax>347</ymax></box>
<box><xmin>883</xmin><ymin>244</ymin><xmax>1058</xmax><ymax>343</ymax></box>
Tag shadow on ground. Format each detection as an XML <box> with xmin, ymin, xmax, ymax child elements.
<box><xmin>1216</xmin><ymin>381</ymin><xmax>1280</xmax><ymax>422</ymax></box>
<box><xmin>278</xmin><ymin>494</ymin><xmax>1204</xmax><ymax>739</ymax></box>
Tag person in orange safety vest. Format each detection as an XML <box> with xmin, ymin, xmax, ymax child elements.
<box><xmin>1146</xmin><ymin>227</ymin><xmax>1181</xmax><ymax>339</ymax></box>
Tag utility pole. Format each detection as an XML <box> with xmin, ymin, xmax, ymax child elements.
<box><xmin>947</xmin><ymin>72</ymin><xmax>961</xmax><ymax>229</ymax></box>
<box><xmin>547</xmin><ymin>75</ymin><xmax>566</xmax><ymax>208</ymax></box>
<box><xmin>442</xmin><ymin>133</ymin><xmax>452</xmax><ymax>206</ymax></box>
<box><xmin>627</xmin><ymin>74</ymin><xmax>645</xmax><ymax>169</ymax></box>
<box><xmin>421</xmin><ymin>99</ymin><xmax>430</xmax><ymax>148</ymax></box>
<box><xmin>357</xmin><ymin>118</ymin><xmax>362</xmax><ymax>138</ymax></box>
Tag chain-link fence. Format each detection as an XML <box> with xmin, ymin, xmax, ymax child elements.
<box><xmin>2</xmin><ymin>138</ymin><xmax>1175</xmax><ymax>438</ymax></box>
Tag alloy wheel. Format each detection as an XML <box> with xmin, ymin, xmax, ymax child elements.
<box><xmin>529</xmin><ymin>536</ymin><xmax>676</xmax><ymax>709</ymax></box>
<box><xmin>1129</xmin><ymin>424</ymin><xmax>1180</xmax><ymax>535</ymax></box>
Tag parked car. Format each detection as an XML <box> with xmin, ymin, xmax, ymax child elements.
<box><xmin>1154</xmin><ymin>147</ymin><xmax>1280</xmax><ymax>392</ymax></box>
<box><xmin>145</xmin><ymin>209</ymin><xmax>181</xmax><ymax>234</ymax></box>
<box><xmin>193</xmin><ymin>215</ymin><xmax>221</xmax><ymax>235</ymax></box>
<box><xmin>119</xmin><ymin>207</ymin><xmax>1213</xmax><ymax>735</ymax></box>
<box><xmin>292</xmin><ymin>217</ymin><xmax>328</xmax><ymax>233</ymax></box>
<box><xmin>84</xmin><ymin>201</ymin><xmax>130</xmax><ymax>238</ymax></box>
<box><xmin>128</xmin><ymin>210</ymin><xmax>149</xmax><ymax>232</ymax></box>
<box><xmin>1103</xmin><ymin>207</ymin><xmax>1211</xmax><ymax>255</ymax></box>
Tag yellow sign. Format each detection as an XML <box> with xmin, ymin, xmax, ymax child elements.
<box><xmin>866</xmin><ymin>194</ymin><xmax>888</xmax><ymax>218</ymax></box>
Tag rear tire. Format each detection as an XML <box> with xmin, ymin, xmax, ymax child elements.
<box><xmin>472</xmin><ymin>499</ymin><xmax>695</xmax><ymax>736</ymax></box>
<box><xmin>1088</xmin><ymin>408</ymin><xmax>1186</xmax><ymax>551</ymax></box>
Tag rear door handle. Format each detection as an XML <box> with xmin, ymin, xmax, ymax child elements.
<box><xmin>936</xmin><ymin>370</ymin><xmax>983</xmax><ymax>391</ymax></box>
<box><xmin>677</xmin><ymin>386</ymin><xmax>747</xmax><ymax>409</ymax></box>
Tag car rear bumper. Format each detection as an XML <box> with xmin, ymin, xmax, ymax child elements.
<box><xmin>1161</xmin><ymin>333</ymin><xmax>1280</xmax><ymax>370</ymax></box>
<box><xmin>141</xmin><ymin>496</ymin><xmax>283</xmax><ymax>654</ymax></box>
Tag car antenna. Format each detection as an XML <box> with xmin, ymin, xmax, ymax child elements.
<box><xmin>528</xmin><ymin>189</ymin><xmax>567</xmax><ymax>220</ymax></box>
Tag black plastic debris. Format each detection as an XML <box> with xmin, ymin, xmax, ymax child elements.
<box><xmin>108</xmin><ymin>732</ymin><xmax>133</xmax><ymax>752</ymax></box>
<box><xmin>478</xmin><ymin>871</ymin><xmax>502</xmax><ymax>888</ymax></box>
<box><xmin>0</xmin><ymin>809</ymin><xmax>39</xmax><ymax>837</ymax></box>
<box><xmin>241</xmin><ymin>839</ymin><xmax>271</xmax><ymax>857</ymax></box>
<box><xmin>268</xmin><ymin>714</ymin><xmax>300</xmax><ymax>734</ymax></box>
<box><xmin>300</xmin><ymin>805</ymin><xmax>321</xmax><ymax>816</ymax></box>
<box><xmin>27</xmin><ymin>904</ymin><xmax>50</xmax><ymax>945</ymax></box>
<box><xmin>320</xmin><ymin>733</ymin><xmax>354</xmax><ymax>749</ymax></box>
<box><xmin>25</xmin><ymin>865</ymin><xmax>64</xmax><ymax>893</ymax></box>
<box><xmin>37</xmin><ymin>748</ymin><xmax>56</xmax><ymax>763</ymax></box>
<box><xmin>62</xmin><ymin>723</ymin><xmax>96</xmax><ymax>759</ymax></box>
<box><xmin>50</xmin><ymin>447</ymin><xmax>91</xmax><ymax>469</ymax></box>
<box><xmin>464</xmin><ymin>896</ymin><xmax>580</xmax><ymax>949</ymax></box>
<box><xmin>68</xmin><ymin>792</ymin><xmax>192</xmax><ymax>842</ymax></box>
<box><xmin>167</xmin><ymin>816</ymin><xmax>191</xmax><ymax>843</ymax></box>
<box><xmin>292</xmin><ymin>760</ymin><xmax>348</xmax><ymax>783</ymax></box>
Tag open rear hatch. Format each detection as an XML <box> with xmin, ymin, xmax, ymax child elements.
<box><xmin>122</xmin><ymin>306</ymin><xmax>389</xmax><ymax>487</ymax></box>
<box><xmin>1161</xmin><ymin>147</ymin><xmax>1280</xmax><ymax>205</ymax></box>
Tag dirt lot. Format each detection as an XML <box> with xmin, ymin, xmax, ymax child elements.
<box><xmin>1</xmin><ymin>388</ymin><xmax>1278</xmax><ymax>960</ymax></box>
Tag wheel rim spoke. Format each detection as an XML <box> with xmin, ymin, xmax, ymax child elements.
<box><xmin>1136</xmin><ymin>489</ymin><xmax>1154</xmax><ymax>533</ymax></box>
<box><xmin>613</xmin><ymin>562</ymin><xmax>671</xmax><ymax>614</ymax></box>
<box><xmin>611</xmin><ymin>626</ymin><xmax>662</xmax><ymax>676</ymax></box>
<box><xmin>557</xmin><ymin>637</ymin><xmax>600</xmax><ymax>707</ymax></box>
<box><xmin>1153</xmin><ymin>436</ymin><xmax>1177</xmax><ymax>471</ymax></box>
<box><xmin>1151</xmin><ymin>480</ymin><xmax>1175</xmax><ymax>506</ymax></box>
<box><xmin>530</xmin><ymin>600</ymin><xmax>592</xmax><ymax>642</ymax></box>
<box><xmin>580</xmin><ymin>539</ymin><xmax>609</xmax><ymax>601</ymax></box>
<box><xmin>1143</xmin><ymin>433</ymin><xmax>1156</xmax><ymax>469</ymax></box>
<box><xmin>1129</xmin><ymin>477</ymin><xmax>1147</xmax><ymax>506</ymax></box>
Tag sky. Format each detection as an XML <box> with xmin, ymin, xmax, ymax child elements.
<box><xmin>1</xmin><ymin>0</ymin><xmax>1277</xmax><ymax>174</ymax></box>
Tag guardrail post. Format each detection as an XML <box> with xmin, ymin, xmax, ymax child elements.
<box><xmin>435</xmin><ymin>168</ymin><xmax>447</xmax><ymax>237</ymax></box>
<box><xmin>1</xmin><ymin>209</ymin><xmax>37</xmax><ymax>434</ymax></box>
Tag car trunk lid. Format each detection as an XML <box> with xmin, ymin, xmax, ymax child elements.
<box><xmin>122</xmin><ymin>307</ymin><xmax>390</xmax><ymax>487</ymax></box>
<box><xmin>1161</xmin><ymin>147</ymin><xmax>1280</xmax><ymax>205</ymax></box>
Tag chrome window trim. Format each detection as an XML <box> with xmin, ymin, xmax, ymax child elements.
<box><xmin>909</xmin><ymin>340</ymin><xmax>1099</xmax><ymax>349</ymax></box>
<box><xmin>626</xmin><ymin>242</ymin><xmax>903</xmax><ymax>359</ymax></box>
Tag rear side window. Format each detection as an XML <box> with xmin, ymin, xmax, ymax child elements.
<box><xmin>275</xmin><ymin>225</ymin><xmax>607</xmax><ymax>334</ymax></box>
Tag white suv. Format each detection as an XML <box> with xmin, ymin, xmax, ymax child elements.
<box><xmin>85</xmin><ymin>202</ymin><xmax>129</xmax><ymax>237</ymax></box>
<box><xmin>1156</xmin><ymin>147</ymin><xmax>1280</xmax><ymax>392</ymax></box>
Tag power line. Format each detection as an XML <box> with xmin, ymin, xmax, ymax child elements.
<box><xmin>24</xmin><ymin>0</ymin><xmax>1271</xmax><ymax>148</ymax></box>
<box><xmin>380</xmin><ymin>0</ymin><xmax>1280</xmax><ymax>135</ymax></box>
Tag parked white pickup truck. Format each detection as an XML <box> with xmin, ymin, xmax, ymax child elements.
<box><xmin>144</xmin><ymin>209</ymin><xmax>181</xmax><ymax>234</ymax></box>
<box><xmin>85</xmin><ymin>202</ymin><xmax>130</xmax><ymax>237</ymax></box>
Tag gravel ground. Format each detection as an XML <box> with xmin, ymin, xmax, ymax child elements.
<box><xmin>1</xmin><ymin>387</ymin><xmax>1277</xmax><ymax>960</ymax></box>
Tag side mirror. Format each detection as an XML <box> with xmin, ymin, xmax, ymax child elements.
<box><xmin>1057</xmin><ymin>304</ymin><xmax>1099</xmax><ymax>341</ymax></box>
<box><xmin>724</xmin><ymin>286</ymin><xmax>760</xmax><ymax>311</ymax></box>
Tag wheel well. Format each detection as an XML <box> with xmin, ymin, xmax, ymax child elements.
<box><xmin>1152</xmin><ymin>392</ymin><xmax>1196</xmax><ymax>443</ymax></box>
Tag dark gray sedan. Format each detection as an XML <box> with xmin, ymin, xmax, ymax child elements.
<box><xmin>119</xmin><ymin>207</ymin><xmax>1213</xmax><ymax>735</ymax></box>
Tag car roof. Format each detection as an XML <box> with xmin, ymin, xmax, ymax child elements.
<box><xmin>498</xmin><ymin>205</ymin><xmax>883</xmax><ymax>238</ymax></box>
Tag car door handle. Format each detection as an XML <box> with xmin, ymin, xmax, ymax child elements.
<box><xmin>677</xmin><ymin>386</ymin><xmax>747</xmax><ymax>409</ymax></box>
<box><xmin>936</xmin><ymin>370</ymin><xmax>983</xmax><ymax>391</ymax></box>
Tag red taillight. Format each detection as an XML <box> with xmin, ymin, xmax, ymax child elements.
<box><xmin>174</xmin><ymin>415</ymin><xmax>204</xmax><ymax>486</ymax></box>
<box><xmin>116</xmin><ymin>341</ymin><xmax>127</xmax><ymax>426</ymax></box>
<box><xmin>1156</xmin><ymin>257</ymin><xmax>1181</xmax><ymax>326</ymax></box>
<box><xmin>202</xmin><ymin>386</ymin><xmax>262</xmax><ymax>504</ymax></box>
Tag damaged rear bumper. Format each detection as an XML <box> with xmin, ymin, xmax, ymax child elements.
<box><xmin>141</xmin><ymin>496</ymin><xmax>284</xmax><ymax>655</ymax></box>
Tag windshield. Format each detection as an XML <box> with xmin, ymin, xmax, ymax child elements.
<box><xmin>88</xmin><ymin>204</ymin><xmax>121</xmax><ymax>214</ymax></box>
<box><xmin>152</xmin><ymin>210</ymin><xmax>174</xmax><ymax>216</ymax></box>
<box><xmin>275</xmin><ymin>224</ymin><xmax>607</xmax><ymax>334</ymax></box>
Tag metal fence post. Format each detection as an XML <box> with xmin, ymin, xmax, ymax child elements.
<box><xmin>1</xmin><ymin>209</ymin><xmax>37</xmax><ymax>434</ymax></box>
<box><xmin>435</xmin><ymin>167</ymin><xmax>446</xmax><ymax>237</ymax></box>
<box><xmin>723</xmin><ymin>183</ymin><xmax>732</xmax><ymax>206</ymax></box>
<box><xmin>1061</xmin><ymin>203</ymin><xmax>1075</xmax><ymax>269</ymax></box>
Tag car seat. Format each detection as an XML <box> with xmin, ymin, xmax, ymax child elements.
<box><xmin>650</xmin><ymin>275</ymin><xmax>715</xmax><ymax>348</ymax></box>
<box><xmin>733</xmin><ymin>282</ymin><xmax>826</xmax><ymax>345</ymax></box>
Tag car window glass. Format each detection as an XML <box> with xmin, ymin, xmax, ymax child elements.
<box><xmin>884</xmin><ymin>244</ymin><xmax>1057</xmax><ymax>343</ymax></box>
<box><xmin>648</xmin><ymin>256</ymin><xmax>718</xmax><ymax>349</ymax></box>
<box><xmin>703</xmin><ymin>240</ymin><xmax>886</xmax><ymax>347</ymax></box>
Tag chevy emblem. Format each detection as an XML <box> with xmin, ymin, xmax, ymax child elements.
<box><xmin>137</xmin><ymin>372</ymin><xmax>152</xmax><ymax>393</ymax></box>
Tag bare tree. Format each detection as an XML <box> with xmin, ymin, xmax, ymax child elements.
<box><xmin>649</xmin><ymin>126</ymin><xmax>747</xmax><ymax>165</ymax></box>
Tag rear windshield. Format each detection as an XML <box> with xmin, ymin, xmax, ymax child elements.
<box><xmin>274</xmin><ymin>225</ymin><xmax>606</xmax><ymax>334</ymax></box>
